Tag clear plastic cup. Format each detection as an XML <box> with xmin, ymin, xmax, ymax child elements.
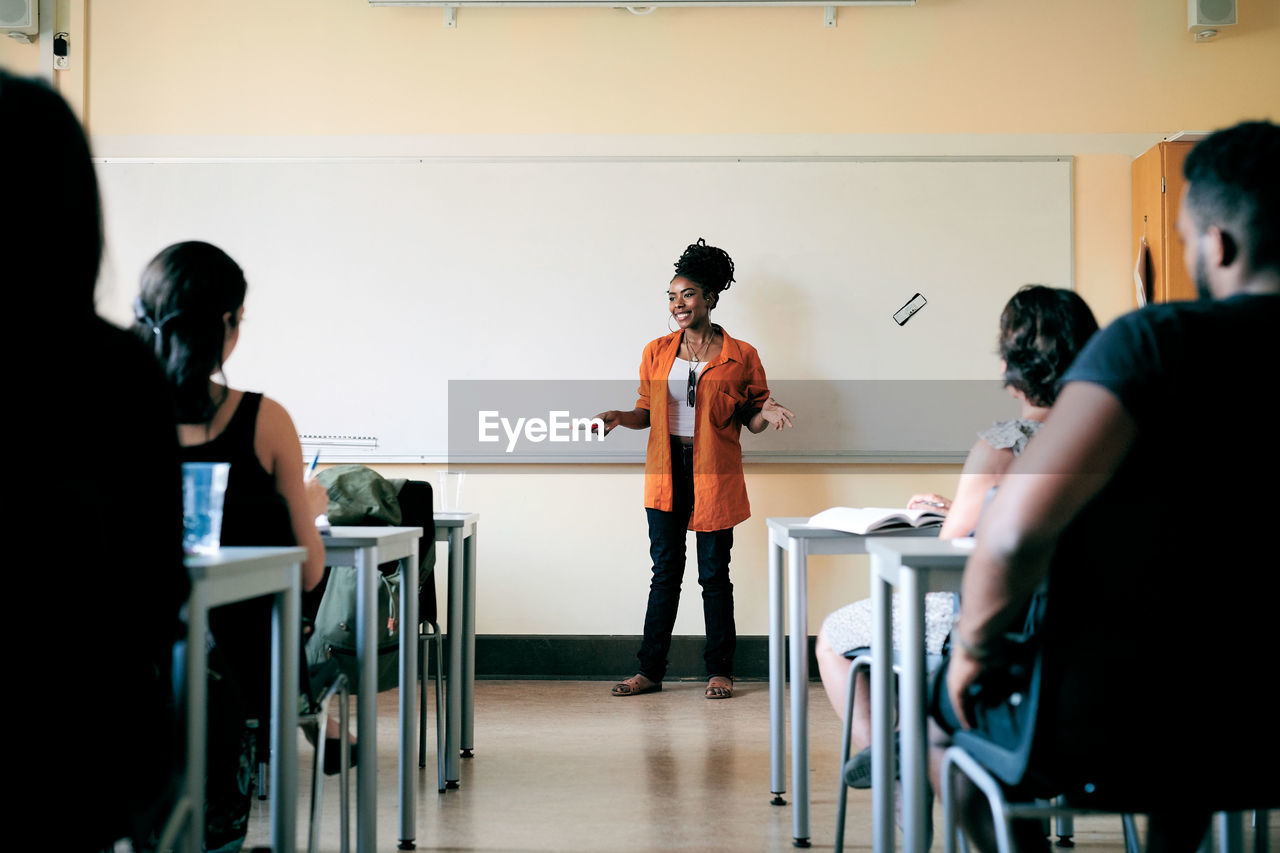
<box><xmin>182</xmin><ymin>462</ymin><xmax>231</xmax><ymax>555</ymax></box>
<box><xmin>436</xmin><ymin>471</ymin><xmax>465</xmax><ymax>513</ymax></box>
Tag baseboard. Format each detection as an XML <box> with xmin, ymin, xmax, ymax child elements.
<box><xmin>422</xmin><ymin>634</ymin><xmax>819</xmax><ymax>681</ymax></box>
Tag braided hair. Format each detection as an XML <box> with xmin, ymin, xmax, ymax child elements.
<box><xmin>673</xmin><ymin>238</ymin><xmax>735</xmax><ymax>305</ymax></box>
<box><xmin>133</xmin><ymin>241</ymin><xmax>247</xmax><ymax>424</ymax></box>
<box><xmin>998</xmin><ymin>285</ymin><xmax>1099</xmax><ymax>408</ymax></box>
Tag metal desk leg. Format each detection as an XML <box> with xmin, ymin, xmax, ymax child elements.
<box><xmin>445</xmin><ymin>529</ymin><xmax>464</xmax><ymax>787</ymax></box>
<box><xmin>871</xmin><ymin>552</ymin><xmax>895</xmax><ymax>853</ymax></box>
<box><xmin>1218</xmin><ymin>811</ymin><xmax>1244</xmax><ymax>853</ymax></box>
<box><xmin>398</xmin><ymin>544</ymin><xmax>420</xmax><ymax>850</ymax></box>
<box><xmin>269</xmin><ymin>578</ymin><xmax>299</xmax><ymax>853</ymax></box>
<box><xmin>900</xmin><ymin>566</ymin><xmax>927</xmax><ymax>853</ymax></box>
<box><xmin>787</xmin><ymin>536</ymin><xmax>811</xmax><ymax>847</ymax></box>
<box><xmin>185</xmin><ymin>589</ymin><xmax>208</xmax><ymax>853</ymax></box>
<box><xmin>461</xmin><ymin>525</ymin><xmax>477</xmax><ymax>758</ymax></box>
<box><xmin>356</xmin><ymin>546</ymin><xmax>378</xmax><ymax>852</ymax></box>
<box><xmin>769</xmin><ymin>533</ymin><xmax>787</xmax><ymax>805</ymax></box>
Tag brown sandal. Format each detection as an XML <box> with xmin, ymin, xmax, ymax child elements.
<box><xmin>611</xmin><ymin>674</ymin><xmax>662</xmax><ymax>697</ymax></box>
<box><xmin>705</xmin><ymin>676</ymin><xmax>734</xmax><ymax>699</ymax></box>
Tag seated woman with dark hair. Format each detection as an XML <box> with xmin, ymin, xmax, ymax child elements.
<box><xmin>815</xmin><ymin>285</ymin><xmax>1099</xmax><ymax>789</ymax></box>
<box><xmin>134</xmin><ymin>240</ymin><xmax>348</xmax><ymax>850</ymax></box>
<box><xmin>5</xmin><ymin>70</ymin><xmax>189</xmax><ymax>851</ymax></box>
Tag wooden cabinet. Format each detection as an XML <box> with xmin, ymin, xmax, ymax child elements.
<box><xmin>1132</xmin><ymin>139</ymin><xmax>1197</xmax><ymax>305</ymax></box>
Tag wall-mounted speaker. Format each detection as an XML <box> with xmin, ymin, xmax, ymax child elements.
<box><xmin>0</xmin><ymin>0</ymin><xmax>37</xmax><ymax>35</ymax></box>
<box><xmin>1189</xmin><ymin>0</ymin><xmax>1236</xmax><ymax>32</ymax></box>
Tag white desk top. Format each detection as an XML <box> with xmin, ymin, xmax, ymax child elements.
<box><xmin>866</xmin><ymin>537</ymin><xmax>974</xmax><ymax>567</ymax></box>
<box><xmin>322</xmin><ymin>526</ymin><xmax>424</xmax><ymax>547</ymax></box>
<box><xmin>185</xmin><ymin>546</ymin><xmax>307</xmax><ymax>582</ymax></box>
<box><xmin>433</xmin><ymin>511</ymin><xmax>478</xmax><ymax>528</ymax></box>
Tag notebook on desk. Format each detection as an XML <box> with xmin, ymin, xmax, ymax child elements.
<box><xmin>806</xmin><ymin>506</ymin><xmax>945</xmax><ymax>535</ymax></box>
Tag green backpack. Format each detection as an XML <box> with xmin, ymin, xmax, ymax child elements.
<box><xmin>306</xmin><ymin>465</ymin><xmax>417</xmax><ymax>694</ymax></box>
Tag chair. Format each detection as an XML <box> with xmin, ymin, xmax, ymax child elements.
<box><xmin>249</xmin><ymin>664</ymin><xmax>353</xmax><ymax>853</ymax></box>
<box><xmin>933</xmin><ymin>574</ymin><xmax>1275</xmax><ymax>853</ymax></box>
<box><xmin>833</xmin><ymin>651</ymin><xmax>945</xmax><ymax>853</ymax></box>
<box><xmin>420</xmin><ymin>619</ymin><xmax>447</xmax><ymax>791</ymax></box>
<box><xmin>303</xmin><ymin>671</ymin><xmax>353</xmax><ymax>853</ymax></box>
<box><xmin>834</xmin><ymin>653</ymin><xmax>873</xmax><ymax>853</ymax></box>
<box><xmin>833</xmin><ymin>650</ymin><xmax>1079</xmax><ymax>853</ymax></box>
<box><xmin>939</xmin><ymin>747</ymin><xmax>1272</xmax><ymax>853</ymax></box>
<box><xmin>391</xmin><ymin>480</ymin><xmax>447</xmax><ymax>793</ymax></box>
<box><xmin>938</xmin><ymin>647</ymin><xmax>1271</xmax><ymax>853</ymax></box>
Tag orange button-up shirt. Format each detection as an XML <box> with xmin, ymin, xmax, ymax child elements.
<box><xmin>635</xmin><ymin>328</ymin><xmax>771</xmax><ymax>532</ymax></box>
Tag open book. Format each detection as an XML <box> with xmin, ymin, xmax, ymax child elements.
<box><xmin>806</xmin><ymin>506</ymin><xmax>945</xmax><ymax>535</ymax></box>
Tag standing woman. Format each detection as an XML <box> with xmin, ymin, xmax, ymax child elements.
<box><xmin>596</xmin><ymin>239</ymin><xmax>795</xmax><ymax>699</ymax></box>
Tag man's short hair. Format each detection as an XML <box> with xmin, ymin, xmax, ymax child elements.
<box><xmin>1183</xmin><ymin>120</ymin><xmax>1280</xmax><ymax>275</ymax></box>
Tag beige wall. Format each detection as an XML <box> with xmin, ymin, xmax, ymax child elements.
<box><xmin>25</xmin><ymin>0</ymin><xmax>1279</xmax><ymax>136</ymax></box>
<box><xmin>4</xmin><ymin>0</ymin><xmax>1277</xmax><ymax>635</ymax></box>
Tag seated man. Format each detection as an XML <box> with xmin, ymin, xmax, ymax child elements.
<box><xmin>934</xmin><ymin>120</ymin><xmax>1280</xmax><ymax>851</ymax></box>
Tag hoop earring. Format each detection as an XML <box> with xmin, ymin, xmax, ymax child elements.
<box><xmin>668</xmin><ymin>314</ymin><xmax>677</xmax><ymax>333</ymax></box>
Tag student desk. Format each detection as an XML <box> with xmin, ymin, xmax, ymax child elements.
<box><xmin>184</xmin><ymin>546</ymin><xmax>305</xmax><ymax>853</ymax></box>
<box><xmin>866</xmin><ymin>538</ymin><xmax>969</xmax><ymax>853</ymax></box>
<box><xmin>434</xmin><ymin>511</ymin><xmax>480</xmax><ymax>787</ymax></box>
<box><xmin>765</xmin><ymin>518</ymin><xmax>938</xmax><ymax>847</ymax></box>
<box><xmin>322</xmin><ymin>527</ymin><xmax>422</xmax><ymax>853</ymax></box>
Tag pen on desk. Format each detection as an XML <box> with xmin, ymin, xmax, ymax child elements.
<box><xmin>308</xmin><ymin>450</ymin><xmax>320</xmax><ymax>478</ymax></box>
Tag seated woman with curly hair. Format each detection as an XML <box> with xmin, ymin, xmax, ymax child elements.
<box><xmin>815</xmin><ymin>284</ymin><xmax>1099</xmax><ymax>789</ymax></box>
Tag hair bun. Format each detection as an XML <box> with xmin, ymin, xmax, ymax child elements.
<box><xmin>674</xmin><ymin>238</ymin><xmax>736</xmax><ymax>296</ymax></box>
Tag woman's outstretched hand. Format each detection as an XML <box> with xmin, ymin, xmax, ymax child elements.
<box><xmin>589</xmin><ymin>408</ymin><xmax>650</xmax><ymax>436</ymax></box>
<box><xmin>592</xmin><ymin>410</ymin><xmax>622</xmax><ymax>437</ymax></box>
<box><xmin>758</xmin><ymin>397</ymin><xmax>796</xmax><ymax>431</ymax></box>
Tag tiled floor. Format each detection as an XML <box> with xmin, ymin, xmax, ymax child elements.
<box><xmin>230</xmin><ymin>679</ymin><xmax>1279</xmax><ymax>852</ymax></box>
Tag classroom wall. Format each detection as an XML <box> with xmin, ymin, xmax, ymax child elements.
<box><xmin>5</xmin><ymin>0</ymin><xmax>1277</xmax><ymax>637</ymax></box>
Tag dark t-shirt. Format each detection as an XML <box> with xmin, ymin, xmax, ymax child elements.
<box><xmin>29</xmin><ymin>317</ymin><xmax>188</xmax><ymax>845</ymax></box>
<box><xmin>1039</xmin><ymin>292</ymin><xmax>1280</xmax><ymax>809</ymax></box>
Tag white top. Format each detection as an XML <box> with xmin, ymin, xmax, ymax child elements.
<box><xmin>667</xmin><ymin>357</ymin><xmax>707</xmax><ymax>438</ymax></box>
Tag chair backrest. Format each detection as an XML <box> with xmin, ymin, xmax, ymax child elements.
<box><xmin>394</xmin><ymin>480</ymin><xmax>437</xmax><ymax>626</ymax></box>
<box><xmin>951</xmin><ymin>590</ymin><xmax>1046</xmax><ymax>795</ymax></box>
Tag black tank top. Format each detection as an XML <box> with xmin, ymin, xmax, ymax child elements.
<box><xmin>178</xmin><ymin>391</ymin><xmax>295</xmax><ymax>549</ymax></box>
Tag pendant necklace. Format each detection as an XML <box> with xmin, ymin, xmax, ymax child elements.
<box><xmin>684</xmin><ymin>325</ymin><xmax>715</xmax><ymax>407</ymax></box>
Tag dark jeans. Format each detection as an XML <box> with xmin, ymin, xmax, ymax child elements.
<box><xmin>637</xmin><ymin>438</ymin><xmax>736</xmax><ymax>682</ymax></box>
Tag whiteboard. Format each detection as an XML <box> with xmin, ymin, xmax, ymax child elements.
<box><xmin>94</xmin><ymin>156</ymin><xmax>1072</xmax><ymax>462</ymax></box>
